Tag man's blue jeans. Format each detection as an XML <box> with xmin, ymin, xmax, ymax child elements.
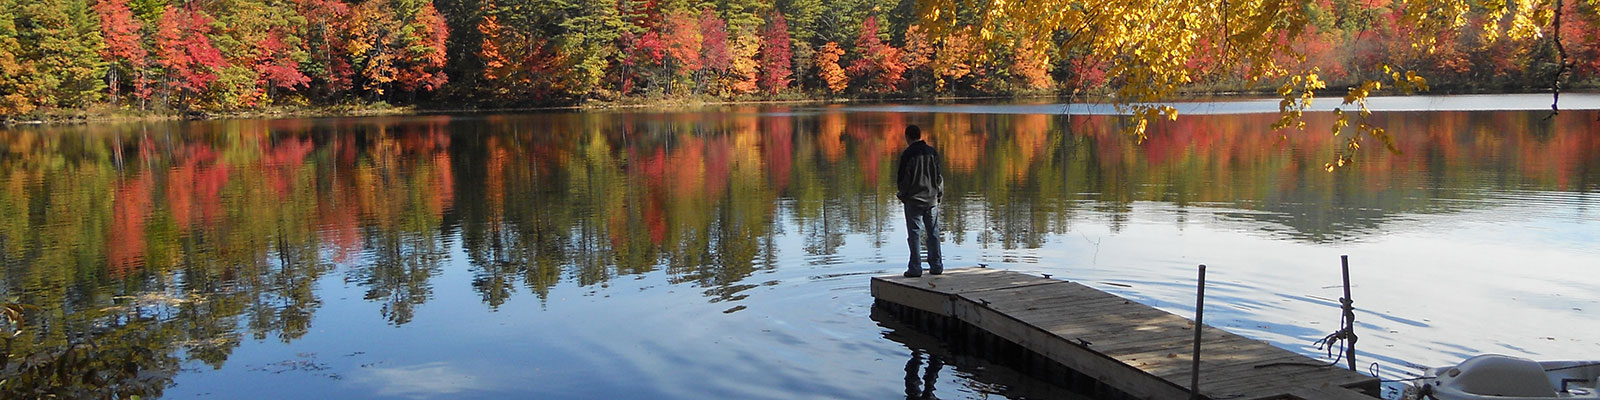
<box><xmin>904</xmin><ymin>204</ymin><xmax>944</xmax><ymax>275</ymax></box>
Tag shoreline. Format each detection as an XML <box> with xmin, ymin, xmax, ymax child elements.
<box><xmin>3</xmin><ymin>90</ymin><xmax>1593</xmax><ymax>127</ymax></box>
<box><xmin>0</xmin><ymin>94</ymin><xmax>1054</xmax><ymax>126</ymax></box>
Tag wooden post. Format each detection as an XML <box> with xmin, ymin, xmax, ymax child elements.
<box><xmin>1191</xmin><ymin>264</ymin><xmax>1206</xmax><ymax>400</ymax></box>
<box><xmin>1341</xmin><ymin>255</ymin><xmax>1357</xmax><ymax>371</ymax></box>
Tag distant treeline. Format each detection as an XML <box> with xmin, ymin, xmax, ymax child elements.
<box><xmin>1</xmin><ymin>0</ymin><xmax>1597</xmax><ymax>116</ymax></box>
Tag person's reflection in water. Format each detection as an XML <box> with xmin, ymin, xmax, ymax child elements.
<box><xmin>903</xmin><ymin>349</ymin><xmax>944</xmax><ymax>399</ymax></box>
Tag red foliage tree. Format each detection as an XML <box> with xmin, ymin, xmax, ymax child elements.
<box><xmin>758</xmin><ymin>12</ymin><xmax>793</xmax><ymax>93</ymax></box>
<box><xmin>156</xmin><ymin>5</ymin><xmax>226</xmax><ymax>102</ymax></box>
<box><xmin>699</xmin><ymin>9</ymin><xmax>730</xmax><ymax>73</ymax></box>
<box><xmin>635</xmin><ymin>32</ymin><xmax>666</xmax><ymax>64</ymax></box>
<box><xmin>257</xmin><ymin>30</ymin><xmax>311</xmax><ymax>91</ymax></box>
<box><xmin>618</xmin><ymin>30</ymin><xmax>666</xmax><ymax>93</ymax></box>
<box><xmin>1067</xmin><ymin>56</ymin><xmax>1108</xmax><ymax>91</ymax></box>
<box><xmin>1561</xmin><ymin>0</ymin><xmax>1600</xmax><ymax>77</ymax></box>
<box><xmin>846</xmin><ymin>16</ymin><xmax>905</xmax><ymax>92</ymax></box>
<box><xmin>94</xmin><ymin>0</ymin><xmax>147</xmax><ymax>105</ymax></box>
<box><xmin>298</xmin><ymin>0</ymin><xmax>354</xmax><ymax>94</ymax></box>
<box><xmin>478</xmin><ymin>12</ymin><xmax>512</xmax><ymax>80</ymax></box>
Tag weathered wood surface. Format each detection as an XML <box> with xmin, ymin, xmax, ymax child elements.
<box><xmin>872</xmin><ymin>267</ymin><xmax>1380</xmax><ymax>400</ymax></box>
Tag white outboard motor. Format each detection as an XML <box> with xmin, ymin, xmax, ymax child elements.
<box><xmin>1419</xmin><ymin>354</ymin><xmax>1600</xmax><ymax>400</ymax></box>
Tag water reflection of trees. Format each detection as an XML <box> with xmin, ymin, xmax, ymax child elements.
<box><xmin>453</xmin><ymin>112</ymin><xmax>791</xmax><ymax>304</ymax></box>
<box><xmin>0</xmin><ymin>118</ymin><xmax>456</xmax><ymax>396</ymax></box>
<box><xmin>0</xmin><ymin>108</ymin><xmax>1596</xmax><ymax>396</ymax></box>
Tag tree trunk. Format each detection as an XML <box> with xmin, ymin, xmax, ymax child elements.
<box><xmin>108</xmin><ymin>66</ymin><xmax>120</xmax><ymax>106</ymax></box>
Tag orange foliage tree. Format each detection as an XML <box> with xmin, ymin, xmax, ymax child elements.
<box><xmin>901</xmin><ymin>25</ymin><xmax>936</xmax><ymax>91</ymax></box>
<box><xmin>477</xmin><ymin>2</ymin><xmax>569</xmax><ymax>99</ymax></box>
<box><xmin>932</xmin><ymin>27</ymin><xmax>978</xmax><ymax>92</ymax></box>
<box><xmin>1011</xmin><ymin>37</ymin><xmax>1051</xmax><ymax>90</ymax></box>
<box><xmin>814</xmin><ymin>42</ymin><xmax>847</xmax><ymax>93</ymax></box>
<box><xmin>663</xmin><ymin>11</ymin><xmax>702</xmax><ymax>77</ymax></box>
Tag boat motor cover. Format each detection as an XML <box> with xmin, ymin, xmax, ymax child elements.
<box><xmin>1439</xmin><ymin>354</ymin><xmax>1557</xmax><ymax>397</ymax></box>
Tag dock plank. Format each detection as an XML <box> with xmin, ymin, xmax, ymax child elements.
<box><xmin>871</xmin><ymin>267</ymin><xmax>1379</xmax><ymax>400</ymax></box>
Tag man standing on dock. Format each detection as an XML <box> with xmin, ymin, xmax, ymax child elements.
<box><xmin>897</xmin><ymin>125</ymin><xmax>944</xmax><ymax>278</ymax></box>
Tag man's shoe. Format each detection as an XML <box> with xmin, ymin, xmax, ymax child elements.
<box><xmin>903</xmin><ymin>270</ymin><xmax>922</xmax><ymax>278</ymax></box>
<box><xmin>929</xmin><ymin>267</ymin><xmax>943</xmax><ymax>275</ymax></box>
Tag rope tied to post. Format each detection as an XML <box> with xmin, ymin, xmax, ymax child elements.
<box><xmin>1312</xmin><ymin>296</ymin><xmax>1358</xmax><ymax>367</ymax></box>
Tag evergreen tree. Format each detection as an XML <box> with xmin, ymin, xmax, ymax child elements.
<box><xmin>433</xmin><ymin>0</ymin><xmax>484</xmax><ymax>96</ymax></box>
<box><xmin>776</xmin><ymin>0</ymin><xmax>824</xmax><ymax>43</ymax></box>
<box><xmin>21</xmin><ymin>0</ymin><xmax>107</xmax><ymax>108</ymax></box>
<box><xmin>553</xmin><ymin>0</ymin><xmax>623</xmax><ymax>97</ymax></box>
<box><xmin>716</xmin><ymin>0</ymin><xmax>768</xmax><ymax>34</ymax></box>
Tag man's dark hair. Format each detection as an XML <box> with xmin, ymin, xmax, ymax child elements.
<box><xmin>905</xmin><ymin>125</ymin><xmax>921</xmax><ymax>140</ymax></box>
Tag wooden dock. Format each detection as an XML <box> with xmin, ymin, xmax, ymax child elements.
<box><xmin>871</xmin><ymin>267</ymin><xmax>1380</xmax><ymax>400</ymax></box>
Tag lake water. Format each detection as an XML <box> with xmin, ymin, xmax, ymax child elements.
<box><xmin>2</xmin><ymin>97</ymin><xmax>1598</xmax><ymax>398</ymax></box>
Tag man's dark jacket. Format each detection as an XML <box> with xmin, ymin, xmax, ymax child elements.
<box><xmin>896</xmin><ymin>140</ymin><xmax>943</xmax><ymax>208</ymax></box>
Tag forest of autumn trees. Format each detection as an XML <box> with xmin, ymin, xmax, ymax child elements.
<box><xmin>1</xmin><ymin>0</ymin><xmax>1598</xmax><ymax>116</ymax></box>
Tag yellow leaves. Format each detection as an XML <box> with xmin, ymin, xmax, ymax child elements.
<box><xmin>1507</xmin><ymin>0</ymin><xmax>1552</xmax><ymax>39</ymax></box>
<box><xmin>1410</xmin><ymin>75</ymin><xmax>1429</xmax><ymax>92</ymax></box>
<box><xmin>1305</xmin><ymin>72</ymin><xmax>1325</xmax><ymax>91</ymax></box>
<box><xmin>1376</xmin><ymin>64</ymin><xmax>1428</xmax><ymax>95</ymax></box>
<box><xmin>1271</xmin><ymin>69</ymin><xmax>1323</xmax><ymax>131</ymax></box>
<box><xmin>1323</xmin><ymin>154</ymin><xmax>1350</xmax><ymax>172</ymax></box>
<box><xmin>1322</xmin><ymin>68</ymin><xmax>1416</xmax><ymax>171</ymax></box>
<box><xmin>1402</xmin><ymin>70</ymin><xmax>1430</xmax><ymax>92</ymax></box>
<box><xmin>1331</xmin><ymin>109</ymin><xmax>1349</xmax><ymax>137</ymax></box>
<box><xmin>1342</xmin><ymin>79</ymin><xmax>1384</xmax><ymax>110</ymax></box>
<box><xmin>722</xmin><ymin>33</ymin><xmax>762</xmax><ymax>95</ymax></box>
<box><xmin>1133</xmin><ymin>117</ymin><xmax>1149</xmax><ymax>142</ymax></box>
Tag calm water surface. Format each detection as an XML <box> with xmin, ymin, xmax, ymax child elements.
<box><xmin>2</xmin><ymin>99</ymin><xmax>1598</xmax><ymax>398</ymax></box>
